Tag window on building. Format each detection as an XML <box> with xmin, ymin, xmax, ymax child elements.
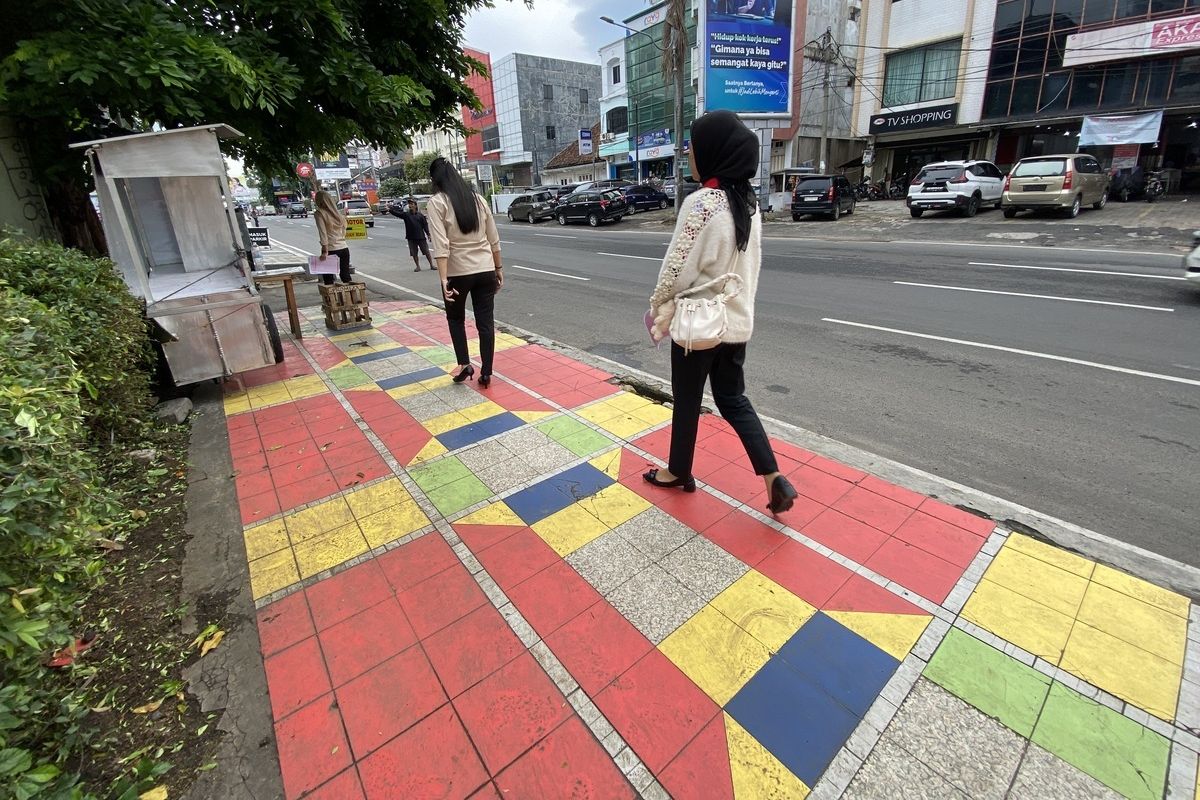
<box><xmin>481</xmin><ymin>125</ymin><xmax>500</xmax><ymax>153</ymax></box>
<box><xmin>543</xmin><ymin>84</ymin><xmax>554</xmax><ymax>100</ymax></box>
<box><xmin>606</xmin><ymin>106</ymin><xmax>629</xmax><ymax>135</ymax></box>
<box><xmin>580</xmin><ymin>88</ymin><xmax>589</xmax><ymax>105</ymax></box>
<box><xmin>883</xmin><ymin>40</ymin><xmax>961</xmax><ymax>107</ymax></box>
<box><xmin>546</xmin><ymin>125</ymin><xmax>556</xmax><ymax>140</ymax></box>
<box><xmin>612</xmin><ymin>64</ymin><xmax>621</xmax><ymax>85</ymax></box>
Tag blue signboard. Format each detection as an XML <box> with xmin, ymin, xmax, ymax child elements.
<box><xmin>636</xmin><ymin>129</ymin><xmax>672</xmax><ymax>149</ymax></box>
<box><xmin>704</xmin><ymin>0</ymin><xmax>794</xmax><ymax>116</ymax></box>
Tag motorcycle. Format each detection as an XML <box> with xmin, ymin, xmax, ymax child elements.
<box><xmin>1109</xmin><ymin>166</ymin><xmax>1145</xmax><ymax>202</ymax></box>
<box><xmin>887</xmin><ymin>174</ymin><xmax>909</xmax><ymax>200</ymax></box>
<box><xmin>1144</xmin><ymin>170</ymin><xmax>1165</xmax><ymax>202</ymax></box>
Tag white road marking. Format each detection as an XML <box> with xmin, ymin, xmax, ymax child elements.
<box><xmin>892</xmin><ymin>240</ymin><xmax>1183</xmax><ymax>260</ymax></box>
<box><xmin>509</xmin><ymin>264</ymin><xmax>590</xmax><ymax>281</ymax></box>
<box><xmin>893</xmin><ymin>281</ymin><xmax>1174</xmax><ymax>312</ymax></box>
<box><xmin>822</xmin><ymin>318</ymin><xmax>1200</xmax><ymax>387</ymax></box>
<box><xmin>533</xmin><ymin>233</ymin><xmax>577</xmax><ymax>239</ymax></box>
<box><xmin>273</xmin><ymin>240</ymin><xmax>314</xmax><ymax>257</ymax></box>
<box><xmin>968</xmin><ymin>261</ymin><xmax>1185</xmax><ymax>280</ymax></box>
<box><xmin>500</xmin><ymin>240</ymin><xmax>515</xmax><ymax>244</ymax></box>
<box><xmin>597</xmin><ymin>252</ymin><xmax>660</xmax><ymax>261</ymax></box>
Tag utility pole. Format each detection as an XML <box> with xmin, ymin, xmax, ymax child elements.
<box><xmin>818</xmin><ymin>27</ymin><xmax>832</xmax><ymax>175</ymax></box>
<box><xmin>662</xmin><ymin>0</ymin><xmax>688</xmax><ymax>211</ymax></box>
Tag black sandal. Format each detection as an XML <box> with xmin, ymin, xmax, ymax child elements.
<box><xmin>643</xmin><ymin>468</ymin><xmax>696</xmax><ymax>493</ymax></box>
<box><xmin>767</xmin><ymin>476</ymin><xmax>798</xmax><ymax>515</ymax></box>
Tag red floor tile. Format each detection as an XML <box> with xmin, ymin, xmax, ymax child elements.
<box><xmin>453</xmin><ymin>652</ymin><xmax>571</xmax><ymax>774</ymax></box>
<box><xmin>305</xmin><ymin>560</ymin><xmax>394</xmax><ymax>631</ymax></box>
<box><xmin>356</xmin><ymin>704</ymin><xmax>489</xmax><ymax>800</ymax></box>
<box><xmin>257</xmin><ymin>591</ymin><xmax>314</xmax><ymax>658</ymax></box>
<box><xmin>266</xmin><ymin>439</ymin><xmax>323</xmax><ymax>468</ymax></box>
<box><xmin>378</xmin><ymin>533</ymin><xmax>460</xmax><ymax>592</ymax></box>
<box><xmin>698</xmin><ymin>430</ymin><xmax>743</xmax><ymax>457</ymax></box>
<box><xmin>706</xmin><ymin>465</ymin><xmax>765</xmax><ymax>504</ymax></box>
<box><xmin>271</xmin><ymin>454</ymin><xmax>330</xmax><ymax>489</ymax></box>
<box><xmin>454</xmin><ymin>523</ymin><xmax>526</xmax><ymax>553</ymax></box>
<box><xmin>262</xmin><ymin>424</ymin><xmax>313</xmax><ymax>451</ymax></box>
<box><xmin>332</xmin><ymin>457</ymin><xmax>390</xmax><ymax>490</ymax></box>
<box><xmin>631</xmin><ymin>427</ymin><xmax>672</xmax><ymax>461</ymax></box>
<box><xmin>232</xmin><ymin>452</ymin><xmax>270</xmax><ymax>476</ymax></box>
<box><xmin>918</xmin><ymin>498</ymin><xmax>997</xmax><ymax>537</ymax></box>
<box><xmin>866</xmin><ymin>538</ymin><xmax>964</xmax><ymax>604</ymax></box>
<box><xmin>318</xmin><ymin>598</ymin><xmax>418</xmax><ymax>687</ymax></box>
<box><xmin>475</xmin><ymin>528</ymin><xmax>559</xmax><ymax>590</ymax></box>
<box><xmin>786</xmin><ymin>465</ymin><xmax>854</xmax><ymax>506</ymax></box>
<box><xmin>275</xmin><ymin>693</ymin><xmax>352</xmax><ymax>799</ymax></box>
<box><xmin>307</xmin><ymin>415</ymin><xmax>358</xmax><ymax>437</ymax></box>
<box><xmin>832</xmin><ymin>486</ymin><xmax>917</xmax><ymax>535</ymax></box>
<box><xmin>311</xmin><ymin>425</ymin><xmax>367</xmax><ymax>454</ymax></box>
<box><xmin>859</xmin><ymin>475</ymin><xmax>928</xmax><ymax>509</ymax></box>
<box><xmin>702</xmin><ymin>511</ymin><xmax>789</xmax><ymax>567</ymax></box>
<box><xmin>303</xmin><ymin>767</ymin><xmax>365</xmax><ymax>800</ymax></box>
<box><xmin>802</xmin><ymin>508</ymin><xmax>890</xmax><ymax>564</ymax></box>
<box><xmin>507</xmin><ymin>561</ymin><xmax>604</xmax><ymax>639</ymax></box>
<box><xmin>545</xmin><ymin>601</ymin><xmax>654</xmax><ymax>697</ymax></box>
<box><xmin>467</xmin><ymin>783</ymin><xmax>502</xmax><ymax>800</ymax></box>
<box><xmin>240</xmin><ymin>490</ymin><xmax>280</xmax><ymax>527</ymax></box>
<box><xmin>825</xmin><ymin>573</ymin><xmax>928</xmax><ymax>615</ymax></box>
<box><xmin>229</xmin><ymin>435</ymin><xmax>264</xmax><ymax>461</ymax></box>
<box><xmin>893</xmin><ymin>512</ymin><xmax>986</xmax><ymax>569</ymax></box>
<box><xmin>276</xmin><ymin>474</ymin><xmax>339</xmax><ymax>512</ymax></box>
<box><xmin>264</xmin><ymin>637</ymin><xmax>331</xmax><ymax>721</ymax></box>
<box><xmin>336</xmin><ymin>645</ymin><xmax>447</xmax><ymax>758</ymax></box>
<box><xmin>659</xmin><ymin>713</ymin><xmax>736</xmax><ymax>800</ymax></box>
<box><xmin>494</xmin><ymin>716</ymin><xmax>636</xmax><ymax>799</ymax></box>
<box><xmin>235</xmin><ymin>470</ymin><xmax>275</xmax><ymax>500</ymax></box>
<box><xmin>773</xmin><ymin>440</ymin><xmax>816</xmax><ymax>464</ymax></box>
<box><xmin>323</xmin><ymin>439</ymin><xmax>380</xmax><ymax>468</ymax></box>
<box><xmin>398</xmin><ymin>564</ymin><xmax>488</xmax><ymax>640</ymax></box>
<box><xmin>757</xmin><ymin>538</ymin><xmax>854</xmax><ymax>609</ymax></box>
<box><xmin>656</xmin><ymin>489</ymin><xmax>735</xmax><ymax>533</ymax></box>
<box><xmin>423</xmin><ymin>604</ymin><xmax>525</xmax><ymax>698</ymax></box>
<box><xmin>807</xmin><ymin>454</ymin><xmax>867</xmax><ymax>483</ymax></box>
<box><xmin>691</xmin><ymin>450</ymin><xmax>734</xmax><ymax>480</ymax></box>
<box><xmin>594</xmin><ymin>649</ymin><xmax>720</xmax><ymax>774</ymax></box>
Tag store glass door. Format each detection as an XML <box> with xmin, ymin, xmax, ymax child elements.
<box><xmin>893</xmin><ymin>143</ymin><xmax>972</xmax><ymax>184</ymax></box>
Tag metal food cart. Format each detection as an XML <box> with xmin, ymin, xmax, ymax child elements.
<box><xmin>71</xmin><ymin>124</ymin><xmax>283</xmax><ymax>386</ymax></box>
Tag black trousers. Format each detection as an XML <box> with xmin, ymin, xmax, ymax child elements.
<box><xmin>319</xmin><ymin>247</ymin><xmax>352</xmax><ymax>285</ymax></box>
<box><xmin>445</xmin><ymin>271</ymin><xmax>498</xmax><ymax>376</ymax></box>
<box><xmin>669</xmin><ymin>342</ymin><xmax>778</xmax><ymax>479</ymax></box>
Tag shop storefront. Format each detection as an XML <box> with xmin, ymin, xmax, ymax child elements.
<box><xmin>867</xmin><ymin>104</ymin><xmax>991</xmax><ymax>183</ymax></box>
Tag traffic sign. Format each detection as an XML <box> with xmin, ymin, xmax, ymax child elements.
<box><xmin>296</xmin><ymin>162</ymin><xmax>314</xmax><ymax>179</ymax></box>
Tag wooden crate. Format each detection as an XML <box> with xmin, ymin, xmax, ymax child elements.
<box><xmin>319</xmin><ymin>282</ymin><xmax>371</xmax><ymax>330</ymax></box>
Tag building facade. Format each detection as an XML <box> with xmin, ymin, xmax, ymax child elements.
<box><xmin>491</xmin><ymin>53</ymin><xmax>602</xmax><ymax>186</ymax></box>
<box><xmin>598</xmin><ymin>38</ymin><xmax>634</xmax><ymax>180</ymax></box>
<box><xmin>461</xmin><ymin>46</ymin><xmax>502</xmax><ymax>185</ymax></box>
<box><xmin>544</xmin><ymin>125</ymin><xmax>608</xmax><ymax>185</ymax></box>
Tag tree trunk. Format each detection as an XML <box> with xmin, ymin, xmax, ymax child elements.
<box><xmin>46</xmin><ymin>175</ymin><xmax>108</xmax><ymax>257</ymax></box>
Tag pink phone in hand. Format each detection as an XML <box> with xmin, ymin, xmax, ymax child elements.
<box><xmin>644</xmin><ymin>309</ymin><xmax>661</xmax><ymax>347</ymax></box>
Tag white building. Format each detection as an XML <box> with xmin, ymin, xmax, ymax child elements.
<box><xmin>408</xmin><ymin>127</ymin><xmax>470</xmax><ymax>177</ymax></box>
<box><xmin>598</xmin><ymin>37</ymin><xmax>631</xmax><ymax>182</ymax></box>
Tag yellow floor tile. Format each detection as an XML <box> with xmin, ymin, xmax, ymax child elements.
<box><xmin>577</xmin><ymin>401</ymin><xmax>625</xmax><ymax>425</ymax></box>
<box><xmin>345</xmin><ymin>478</ymin><xmax>411</xmax><ymax>519</ymax></box>
<box><xmin>223</xmin><ymin>395</ymin><xmax>252</xmax><ymax>415</ymax></box>
<box><xmin>825</xmin><ymin>610</ymin><xmax>931</xmax><ymax>661</ymax></box>
<box><xmin>606</xmin><ymin>392</ymin><xmax>653</xmax><ymax>413</ymax></box>
<box><xmin>285</xmin><ymin>375</ymin><xmax>328</xmax><ymax>400</ymax></box>
<box><xmin>292</xmin><ymin>522</ymin><xmax>369</xmax><ymax>578</ymax></box>
<box><xmin>358</xmin><ymin>503</ymin><xmax>430</xmax><ymax>548</ymax></box>
<box><xmin>284</xmin><ymin>497</ymin><xmax>356</xmax><ymax>543</ymax></box>
<box><xmin>248</xmin><ymin>549</ymin><xmax>300</xmax><ymax>599</ymax></box>
<box><xmin>983</xmin><ymin>546</ymin><xmax>1090</xmax><ymax>618</ymax></box>
<box><xmin>515</xmin><ymin>411</ymin><xmax>556</xmax><ymax>424</ymax></box>
<box><xmin>631</xmin><ymin>404</ymin><xmax>672</xmax><ymax>426</ymax></box>
<box><xmin>386</xmin><ymin>383</ymin><xmax>428</xmax><ymax>400</ymax></box>
<box><xmin>961</xmin><ymin>578</ymin><xmax>1076</xmax><ymax>664</ymax></box>
<box><xmin>407</xmin><ymin>439</ymin><xmax>448</xmax><ymax>466</ymax></box>
<box><xmin>1004</xmin><ymin>532</ymin><xmax>1096</xmax><ymax>578</ymax></box>
<box><xmin>577</xmin><ymin>483</ymin><xmax>650</xmax><ymax>529</ymax></box>
<box><xmin>711</xmin><ymin>571</ymin><xmax>817</xmax><ymax>653</ymax></box>
<box><xmin>419</xmin><ymin>375</ymin><xmax>454</xmax><ymax>391</ymax></box>
<box><xmin>1091</xmin><ymin>564</ymin><xmax>1191</xmax><ymax>619</ymax></box>
<box><xmin>1076</xmin><ymin>582</ymin><xmax>1187</xmax><ymax>665</ymax></box>
<box><xmin>589</xmin><ymin>449</ymin><xmax>623</xmax><ymax>480</ymax></box>
<box><xmin>725</xmin><ymin>714</ymin><xmax>811</xmax><ymax>799</ymax></box>
<box><xmin>598</xmin><ymin>414</ymin><xmax>655</xmax><ymax>439</ymax></box>
<box><xmin>424</xmin><ymin>410</ymin><xmax>472</xmax><ymax>436</ymax></box>
<box><xmin>246</xmin><ymin>386</ymin><xmax>291</xmax><ymax>407</ymax></box>
<box><xmin>1061</xmin><ymin>621</ymin><xmax>1183</xmax><ymax>722</ymax></box>
<box><xmin>532</xmin><ymin>504</ymin><xmax>608</xmax><ymax>556</ymax></box>
<box><xmin>661</xmin><ymin>605</ymin><xmax>772</xmax><ymax>705</ymax></box>
<box><xmin>347</xmin><ymin>384</ymin><xmax>384</xmax><ymax>394</ymax></box>
<box><xmin>243</xmin><ymin>520</ymin><xmax>290</xmax><ymax>561</ymax></box>
<box><xmin>458</xmin><ymin>501</ymin><xmax>524</xmax><ymax>527</ymax></box>
<box><xmin>461</xmin><ymin>401</ymin><xmax>506</xmax><ymax>423</ymax></box>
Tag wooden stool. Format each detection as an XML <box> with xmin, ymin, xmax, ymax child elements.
<box><xmin>319</xmin><ymin>282</ymin><xmax>371</xmax><ymax>331</ymax></box>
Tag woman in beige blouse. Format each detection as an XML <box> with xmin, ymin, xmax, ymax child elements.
<box><xmin>427</xmin><ymin>157</ymin><xmax>504</xmax><ymax>388</ymax></box>
<box><xmin>313</xmin><ymin>191</ymin><xmax>351</xmax><ymax>284</ymax></box>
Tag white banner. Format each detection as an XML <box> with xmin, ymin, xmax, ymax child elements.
<box><xmin>1079</xmin><ymin>111</ymin><xmax>1163</xmax><ymax>146</ymax></box>
<box><xmin>579</xmin><ymin>129</ymin><xmax>594</xmax><ymax>156</ymax></box>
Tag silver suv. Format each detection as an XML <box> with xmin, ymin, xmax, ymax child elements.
<box><xmin>907</xmin><ymin>160</ymin><xmax>1005</xmax><ymax>218</ymax></box>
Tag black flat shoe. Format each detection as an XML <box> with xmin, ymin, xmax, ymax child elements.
<box><xmin>478</xmin><ymin>374</ymin><xmax>491</xmax><ymax>388</ymax></box>
<box><xmin>643</xmin><ymin>469</ymin><xmax>696</xmax><ymax>493</ymax></box>
<box><xmin>452</xmin><ymin>364</ymin><xmax>475</xmax><ymax>383</ymax></box>
<box><xmin>767</xmin><ymin>475</ymin><xmax>798</xmax><ymax>515</ymax></box>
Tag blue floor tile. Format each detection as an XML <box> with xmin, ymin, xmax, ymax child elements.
<box><xmin>778</xmin><ymin>613</ymin><xmax>899</xmax><ymax>717</ymax></box>
<box><xmin>472</xmin><ymin>412</ymin><xmax>525</xmax><ymax>439</ymax></box>
<box><xmin>545</xmin><ymin>462</ymin><xmax>612</xmax><ymax>504</ymax></box>
<box><xmin>505</xmin><ymin>480</ymin><xmax>578</xmax><ymax>525</ymax></box>
<box><xmin>436</xmin><ymin>413</ymin><xmax>525</xmax><ymax>452</ymax></box>
<box><xmin>376</xmin><ymin>366</ymin><xmax>446</xmax><ymax>390</ymax></box>
<box><xmin>350</xmin><ymin>347</ymin><xmax>409</xmax><ymax>364</ymax></box>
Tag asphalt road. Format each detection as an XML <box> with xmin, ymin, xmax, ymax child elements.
<box><xmin>262</xmin><ymin>214</ymin><xmax>1199</xmax><ymax>567</ymax></box>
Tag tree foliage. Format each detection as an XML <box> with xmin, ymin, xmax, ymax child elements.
<box><xmin>405</xmin><ymin>151</ymin><xmax>443</xmax><ymax>189</ymax></box>
<box><xmin>379</xmin><ymin>176</ymin><xmax>410</xmax><ymax>199</ymax></box>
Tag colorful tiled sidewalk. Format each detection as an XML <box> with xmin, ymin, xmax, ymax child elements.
<box><xmin>229</xmin><ymin>301</ymin><xmax>1200</xmax><ymax>800</ymax></box>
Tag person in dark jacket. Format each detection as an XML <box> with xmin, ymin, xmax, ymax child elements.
<box><xmin>390</xmin><ymin>199</ymin><xmax>435</xmax><ymax>272</ymax></box>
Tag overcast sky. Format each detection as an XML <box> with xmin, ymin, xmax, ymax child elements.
<box><xmin>464</xmin><ymin>0</ymin><xmax>650</xmax><ymax>64</ymax></box>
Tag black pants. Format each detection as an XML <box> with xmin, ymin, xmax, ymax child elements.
<box><xmin>669</xmin><ymin>342</ymin><xmax>778</xmax><ymax>479</ymax></box>
<box><xmin>445</xmin><ymin>271</ymin><xmax>498</xmax><ymax>376</ymax></box>
<box><xmin>319</xmin><ymin>247</ymin><xmax>352</xmax><ymax>285</ymax></box>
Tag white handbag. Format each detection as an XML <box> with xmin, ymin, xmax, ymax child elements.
<box><xmin>668</xmin><ymin>273</ymin><xmax>743</xmax><ymax>353</ymax></box>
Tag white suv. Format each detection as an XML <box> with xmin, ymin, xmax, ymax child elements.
<box><xmin>907</xmin><ymin>160</ymin><xmax>1004</xmax><ymax>219</ymax></box>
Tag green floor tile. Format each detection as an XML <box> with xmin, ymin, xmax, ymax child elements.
<box><xmin>923</xmin><ymin>628</ymin><xmax>1051</xmax><ymax>737</ymax></box>
<box><xmin>536</xmin><ymin>415</ymin><xmax>591</xmax><ymax>442</ymax></box>
<box><xmin>426</xmin><ymin>474</ymin><xmax>492</xmax><ymax>516</ymax></box>
<box><xmin>1031</xmin><ymin>683</ymin><xmax>1169</xmax><ymax>800</ymax></box>
<box><xmin>326</xmin><ymin>364</ymin><xmax>371</xmax><ymax>389</ymax></box>
<box><xmin>416</xmin><ymin>346</ymin><xmax>456</xmax><ymax>365</ymax></box>
<box><xmin>410</xmin><ymin>457</ymin><xmax>470</xmax><ymax>492</ymax></box>
<box><xmin>558</xmin><ymin>428</ymin><xmax>613</xmax><ymax>457</ymax></box>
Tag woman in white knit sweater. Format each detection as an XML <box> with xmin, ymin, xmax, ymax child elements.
<box><xmin>646</xmin><ymin>111</ymin><xmax>798</xmax><ymax>515</ymax></box>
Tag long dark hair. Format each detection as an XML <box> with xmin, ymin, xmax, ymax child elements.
<box><xmin>690</xmin><ymin>111</ymin><xmax>759</xmax><ymax>251</ymax></box>
<box><xmin>429</xmin><ymin>157</ymin><xmax>479</xmax><ymax>233</ymax></box>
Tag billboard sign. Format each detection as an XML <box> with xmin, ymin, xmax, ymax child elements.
<box><xmin>636</xmin><ymin>129</ymin><xmax>671</xmax><ymax>149</ymax></box>
<box><xmin>704</xmin><ymin>0</ymin><xmax>794</xmax><ymax>116</ymax></box>
<box><xmin>314</xmin><ymin>153</ymin><xmax>351</xmax><ymax>180</ymax></box>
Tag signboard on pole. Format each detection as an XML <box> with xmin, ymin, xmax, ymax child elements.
<box><xmin>315</xmin><ymin>153</ymin><xmax>351</xmax><ymax>180</ymax></box>
<box><xmin>1111</xmin><ymin>144</ymin><xmax>1141</xmax><ymax>169</ymax></box>
<box><xmin>477</xmin><ymin>164</ymin><xmax>494</xmax><ymax>182</ymax></box>
<box><xmin>703</xmin><ymin>1</ymin><xmax>795</xmax><ymax>116</ymax></box>
<box><xmin>345</xmin><ymin>217</ymin><xmax>368</xmax><ymax>240</ymax></box>
<box><xmin>295</xmin><ymin>162</ymin><xmax>314</xmax><ymax>179</ymax></box>
<box><xmin>1079</xmin><ymin>110</ymin><xmax>1163</xmax><ymax>146</ymax></box>
<box><xmin>247</xmin><ymin>227</ymin><xmax>271</xmax><ymax>248</ymax></box>
<box><xmin>579</xmin><ymin>129</ymin><xmax>594</xmax><ymax>156</ymax></box>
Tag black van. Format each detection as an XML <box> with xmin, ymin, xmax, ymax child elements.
<box><xmin>791</xmin><ymin>175</ymin><xmax>856</xmax><ymax>221</ymax></box>
<box><xmin>555</xmin><ymin>189</ymin><xmax>629</xmax><ymax>227</ymax></box>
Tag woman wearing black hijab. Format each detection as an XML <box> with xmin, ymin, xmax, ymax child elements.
<box><xmin>645</xmin><ymin>111</ymin><xmax>797</xmax><ymax>515</ymax></box>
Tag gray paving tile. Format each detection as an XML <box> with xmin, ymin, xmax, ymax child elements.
<box><xmin>612</xmin><ymin>507</ymin><xmax>696</xmax><ymax>561</ymax></box>
<box><xmin>520</xmin><ymin>441</ymin><xmax>577</xmax><ymax>474</ymax></box>
<box><xmin>359</xmin><ymin>353</ymin><xmax>432</xmax><ymax>379</ymax></box>
<box><xmin>658</xmin><ymin>535</ymin><xmax>749</xmax><ymax>602</ymax></box>
<box><xmin>395</xmin><ymin>391</ymin><xmax>453</xmax><ymax>421</ymax></box>
<box><xmin>429</xmin><ymin>385</ymin><xmax>487</xmax><ymax>411</ymax></box>
<box><xmin>608</xmin><ymin>564</ymin><xmax>705</xmax><ymax>644</ymax></box>
<box><xmin>566</xmin><ymin>530</ymin><xmax>651</xmax><ymax>596</ymax></box>
<box><xmin>885</xmin><ymin>678</ymin><xmax>1023</xmax><ymax>800</ymax></box>
<box><xmin>843</xmin><ymin>737</ymin><xmax>969</xmax><ymax>800</ymax></box>
<box><xmin>1009</xmin><ymin>742</ymin><xmax>1123</xmax><ymax>800</ymax></box>
<box><xmin>476</xmin><ymin>457</ymin><xmax>543</xmax><ymax>494</ymax></box>
<box><xmin>495</xmin><ymin>426</ymin><xmax>555</xmax><ymax>456</ymax></box>
<box><xmin>457</xmin><ymin>440</ymin><xmax>513</xmax><ymax>473</ymax></box>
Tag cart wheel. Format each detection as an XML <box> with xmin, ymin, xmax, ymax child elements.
<box><xmin>262</xmin><ymin>304</ymin><xmax>285</xmax><ymax>364</ymax></box>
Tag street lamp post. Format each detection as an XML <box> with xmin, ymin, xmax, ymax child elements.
<box><xmin>601</xmin><ymin>16</ymin><xmax>666</xmax><ymax>186</ymax></box>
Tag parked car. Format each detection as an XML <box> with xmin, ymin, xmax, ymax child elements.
<box><xmin>664</xmin><ymin>178</ymin><xmax>701</xmax><ymax>205</ymax></box>
<box><xmin>507</xmin><ymin>190</ymin><xmax>557</xmax><ymax>223</ymax></box>
<box><xmin>556</xmin><ymin>189</ymin><xmax>629</xmax><ymax>227</ymax></box>
<box><xmin>338</xmin><ymin>197</ymin><xmax>375</xmax><ymax>227</ymax></box>
<box><xmin>907</xmin><ymin>160</ymin><xmax>1004</xmax><ymax>218</ymax></box>
<box><xmin>1184</xmin><ymin>229</ymin><xmax>1200</xmax><ymax>286</ymax></box>
<box><xmin>791</xmin><ymin>175</ymin><xmax>856</xmax><ymax>221</ymax></box>
<box><xmin>258</xmin><ymin>205</ymin><xmax>278</xmax><ymax>216</ymax></box>
<box><xmin>285</xmin><ymin>201</ymin><xmax>307</xmax><ymax>219</ymax></box>
<box><xmin>1002</xmin><ymin>154</ymin><xmax>1110</xmax><ymax>219</ymax></box>
<box><xmin>622</xmin><ymin>184</ymin><xmax>671</xmax><ymax>212</ymax></box>
<box><xmin>573</xmin><ymin>179</ymin><xmax>633</xmax><ymax>194</ymax></box>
